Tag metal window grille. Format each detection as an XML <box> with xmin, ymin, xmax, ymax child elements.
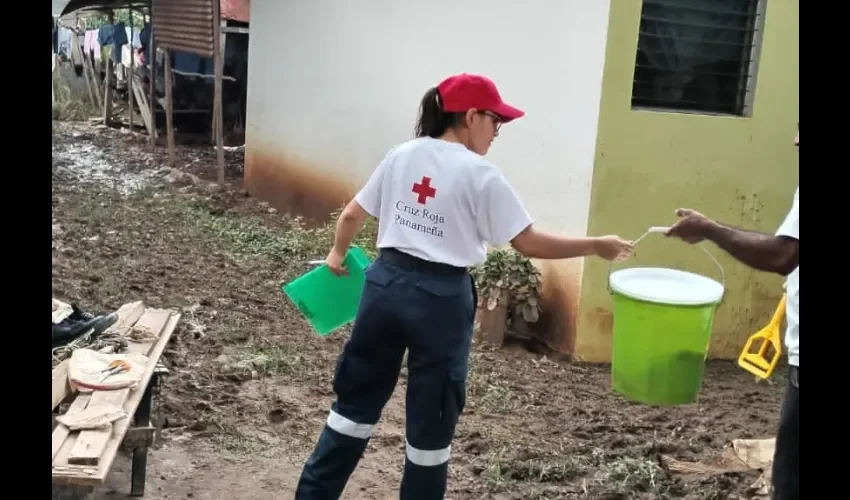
<box><xmin>631</xmin><ymin>0</ymin><xmax>764</xmax><ymax>116</ymax></box>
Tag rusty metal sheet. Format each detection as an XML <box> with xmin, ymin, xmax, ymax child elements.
<box><xmin>221</xmin><ymin>0</ymin><xmax>249</xmax><ymax>23</ymax></box>
<box><xmin>151</xmin><ymin>0</ymin><xmax>215</xmax><ymax>57</ymax></box>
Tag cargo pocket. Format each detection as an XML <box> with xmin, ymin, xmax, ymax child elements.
<box><xmin>331</xmin><ymin>351</ymin><xmax>351</xmax><ymax>397</ymax></box>
<box><xmin>441</xmin><ymin>372</ymin><xmax>467</xmax><ymax>436</ymax></box>
<box><xmin>331</xmin><ymin>348</ymin><xmax>388</xmax><ymax>408</ymax></box>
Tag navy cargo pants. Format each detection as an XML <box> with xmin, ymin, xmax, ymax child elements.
<box><xmin>771</xmin><ymin>365</ymin><xmax>799</xmax><ymax>500</ymax></box>
<box><xmin>295</xmin><ymin>248</ymin><xmax>476</xmax><ymax>500</ymax></box>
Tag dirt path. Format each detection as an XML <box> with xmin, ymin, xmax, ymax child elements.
<box><xmin>53</xmin><ymin>121</ymin><xmax>785</xmax><ymax>499</ymax></box>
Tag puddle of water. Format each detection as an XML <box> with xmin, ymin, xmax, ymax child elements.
<box><xmin>52</xmin><ymin>140</ymin><xmax>162</xmax><ymax>196</ymax></box>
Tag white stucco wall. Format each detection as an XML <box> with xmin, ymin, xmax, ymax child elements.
<box><xmin>245</xmin><ymin>0</ymin><xmax>612</xmax><ymax>352</ymax></box>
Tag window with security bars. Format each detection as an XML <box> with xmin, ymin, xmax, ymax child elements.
<box><xmin>631</xmin><ymin>0</ymin><xmax>764</xmax><ymax>116</ymax></box>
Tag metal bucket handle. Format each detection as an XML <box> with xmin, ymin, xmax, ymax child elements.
<box><xmin>607</xmin><ymin>226</ymin><xmax>726</xmax><ymax>294</ymax></box>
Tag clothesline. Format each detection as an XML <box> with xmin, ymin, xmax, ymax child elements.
<box><xmin>170</xmin><ymin>68</ymin><xmax>237</xmax><ymax>82</ymax></box>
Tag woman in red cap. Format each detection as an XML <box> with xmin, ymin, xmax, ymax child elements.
<box><xmin>296</xmin><ymin>73</ymin><xmax>633</xmax><ymax>499</ymax></box>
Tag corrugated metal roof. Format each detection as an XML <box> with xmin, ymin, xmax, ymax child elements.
<box><xmin>60</xmin><ymin>0</ymin><xmax>150</xmax><ymax>16</ymax></box>
<box><xmin>152</xmin><ymin>0</ymin><xmax>215</xmax><ymax>57</ymax></box>
<box><xmin>59</xmin><ymin>0</ymin><xmax>244</xmax><ymax>23</ymax></box>
<box><xmin>221</xmin><ymin>0</ymin><xmax>249</xmax><ymax>23</ymax></box>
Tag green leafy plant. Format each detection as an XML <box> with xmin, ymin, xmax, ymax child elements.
<box><xmin>470</xmin><ymin>249</ymin><xmax>543</xmax><ymax>324</ymax></box>
<box><xmin>182</xmin><ymin>203</ymin><xmax>379</xmax><ymax>262</ymax></box>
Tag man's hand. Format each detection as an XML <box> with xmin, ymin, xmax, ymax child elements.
<box><xmin>593</xmin><ymin>235</ymin><xmax>634</xmax><ymax>262</ymax></box>
<box><xmin>325</xmin><ymin>247</ymin><xmax>349</xmax><ymax>276</ymax></box>
<box><xmin>664</xmin><ymin>209</ymin><xmax>716</xmax><ymax>244</ymax></box>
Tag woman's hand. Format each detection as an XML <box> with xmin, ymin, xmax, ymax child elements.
<box><xmin>593</xmin><ymin>236</ymin><xmax>634</xmax><ymax>262</ymax></box>
<box><xmin>325</xmin><ymin>247</ymin><xmax>349</xmax><ymax>276</ymax></box>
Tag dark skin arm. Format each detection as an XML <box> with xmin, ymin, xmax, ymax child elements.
<box><xmin>703</xmin><ymin>223</ymin><xmax>798</xmax><ymax>275</ymax></box>
<box><xmin>665</xmin><ymin>209</ymin><xmax>798</xmax><ymax>276</ymax></box>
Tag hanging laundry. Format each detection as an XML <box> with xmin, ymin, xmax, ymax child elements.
<box><xmin>57</xmin><ymin>26</ymin><xmax>74</xmax><ymax>58</ymax></box>
<box><xmin>52</xmin><ymin>16</ymin><xmax>58</xmax><ymax>53</ymax></box>
<box><xmin>112</xmin><ymin>22</ymin><xmax>129</xmax><ymax>46</ymax></box>
<box><xmin>139</xmin><ymin>22</ymin><xmax>152</xmax><ymax>64</ymax></box>
<box><xmin>84</xmin><ymin>29</ymin><xmax>101</xmax><ymax>60</ymax></box>
<box><xmin>98</xmin><ymin>23</ymin><xmax>129</xmax><ymax>63</ymax></box>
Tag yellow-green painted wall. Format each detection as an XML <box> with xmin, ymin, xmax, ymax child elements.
<box><xmin>576</xmin><ymin>1</ymin><xmax>799</xmax><ymax>362</ymax></box>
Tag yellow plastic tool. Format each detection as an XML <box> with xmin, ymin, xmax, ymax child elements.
<box><xmin>737</xmin><ymin>294</ymin><xmax>786</xmax><ymax>379</ymax></box>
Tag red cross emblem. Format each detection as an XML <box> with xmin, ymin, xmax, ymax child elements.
<box><xmin>412</xmin><ymin>176</ymin><xmax>437</xmax><ymax>205</ymax></box>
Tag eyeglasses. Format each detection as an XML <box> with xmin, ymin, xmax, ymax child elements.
<box><xmin>479</xmin><ymin>111</ymin><xmax>503</xmax><ymax>132</ymax></box>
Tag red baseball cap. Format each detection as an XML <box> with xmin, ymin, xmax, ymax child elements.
<box><xmin>437</xmin><ymin>73</ymin><xmax>525</xmax><ymax>123</ymax></box>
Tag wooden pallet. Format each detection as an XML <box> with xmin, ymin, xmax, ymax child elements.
<box><xmin>52</xmin><ymin>301</ymin><xmax>181</xmax><ymax>487</ymax></box>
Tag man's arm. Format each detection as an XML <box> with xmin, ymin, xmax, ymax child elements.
<box><xmin>703</xmin><ymin>222</ymin><xmax>798</xmax><ymax>276</ymax></box>
<box><xmin>666</xmin><ymin>190</ymin><xmax>799</xmax><ymax>277</ymax></box>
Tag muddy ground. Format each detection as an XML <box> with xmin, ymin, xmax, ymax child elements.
<box><xmin>52</xmin><ymin>121</ymin><xmax>785</xmax><ymax>499</ymax></box>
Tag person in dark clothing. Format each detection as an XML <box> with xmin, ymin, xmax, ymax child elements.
<box><xmin>664</xmin><ymin>129</ymin><xmax>799</xmax><ymax>500</ymax></box>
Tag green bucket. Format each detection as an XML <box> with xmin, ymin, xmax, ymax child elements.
<box><xmin>608</xmin><ymin>227</ymin><xmax>725</xmax><ymax>406</ymax></box>
<box><xmin>282</xmin><ymin>246</ymin><xmax>373</xmax><ymax>336</ymax></box>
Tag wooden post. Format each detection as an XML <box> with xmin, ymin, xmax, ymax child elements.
<box><xmin>211</xmin><ymin>19</ymin><xmax>227</xmax><ymax>145</ymax></box>
<box><xmin>212</xmin><ymin>0</ymin><xmax>225</xmax><ymax>185</ymax></box>
<box><xmin>102</xmin><ymin>11</ymin><xmax>115</xmax><ymax>125</ymax></box>
<box><xmin>148</xmin><ymin>4</ymin><xmax>158</xmax><ymax>144</ymax></box>
<box><xmin>164</xmin><ymin>50</ymin><xmax>175</xmax><ymax>167</ymax></box>
<box><xmin>128</xmin><ymin>5</ymin><xmax>135</xmax><ymax>132</ymax></box>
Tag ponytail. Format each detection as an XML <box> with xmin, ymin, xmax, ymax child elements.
<box><xmin>414</xmin><ymin>87</ymin><xmax>462</xmax><ymax>138</ymax></box>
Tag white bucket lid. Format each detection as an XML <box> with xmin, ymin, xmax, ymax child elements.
<box><xmin>610</xmin><ymin>267</ymin><xmax>724</xmax><ymax>306</ymax></box>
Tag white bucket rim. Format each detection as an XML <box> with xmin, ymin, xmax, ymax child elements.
<box><xmin>610</xmin><ymin>266</ymin><xmax>725</xmax><ymax>307</ymax></box>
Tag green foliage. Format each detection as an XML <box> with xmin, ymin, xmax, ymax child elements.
<box><xmin>470</xmin><ymin>249</ymin><xmax>543</xmax><ymax>324</ymax></box>
<box><xmin>85</xmin><ymin>9</ymin><xmax>145</xmax><ymax>30</ymax></box>
<box><xmin>183</xmin><ymin>202</ymin><xmax>379</xmax><ymax>263</ymax></box>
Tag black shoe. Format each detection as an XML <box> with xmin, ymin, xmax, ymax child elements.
<box><xmin>51</xmin><ymin>312</ymin><xmax>119</xmax><ymax>348</ymax></box>
<box><xmin>89</xmin><ymin>312</ymin><xmax>119</xmax><ymax>336</ymax></box>
<box><xmin>68</xmin><ymin>303</ymin><xmax>96</xmax><ymax>323</ymax></box>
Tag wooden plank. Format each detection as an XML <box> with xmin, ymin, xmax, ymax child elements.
<box><xmin>53</xmin><ymin>301</ymin><xmax>143</xmax><ymax>411</ymax></box>
<box><xmin>52</xmin><ymin>302</ymin><xmax>158</xmax><ymax>474</ymax></box>
<box><xmin>65</xmin><ymin>309</ymin><xmax>171</xmax><ymax>466</ymax></box>
<box><xmin>52</xmin><ymin>311</ymin><xmax>181</xmax><ymax>486</ymax></box>
<box><xmin>107</xmin><ymin>301</ymin><xmax>146</xmax><ymax>335</ymax></box>
<box><xmin>52</xmin><ymin>360</ymin><xmax>74</xmax><ymax>411</ymax></box>
<box><xmin>71</xmin><ymin>35</ymin><xmax>97</xmax><ymax>108</ymax></box>
<box><xmin>92</xmin><ymin>312</ymin><xmax>181</xmax><ymax>482</ymax></box>
<box><xmin>149</xmin><ymin>31</ymin><xmax>158</xmax><ymax>145</ymax></box>
<box><xmin>127</xmin><ymin>7</ymin><xmax>136</xmax><ymax>133</ymax></box>
<box><xmin>132</xmin><ymin>78</ymin><xmax>153</xmax><ymax>136</ymax></box>
<box><xmin>51</xmin><ymin>301</ymin><xmax>145</xmax><ymax>409</ymax></box>
<box><xmin>52</xmin><ymin>395</ymin><xmax>91</xmax><ymax>460</ymax></box>
<box><xmin>213</xmin><ymin>7</ymin><xmax>225</xmax><ymax>185</ymax></box>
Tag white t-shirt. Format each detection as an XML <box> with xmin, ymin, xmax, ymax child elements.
<box><xmin>354</xmin><ymin>137</ymin><xmax>533</xmax><ymax>268</ymax></box>
<box><xmin>775</xmin><ymin>188</ymin><xmax>799</xmax><ymax>367</ymax></box>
